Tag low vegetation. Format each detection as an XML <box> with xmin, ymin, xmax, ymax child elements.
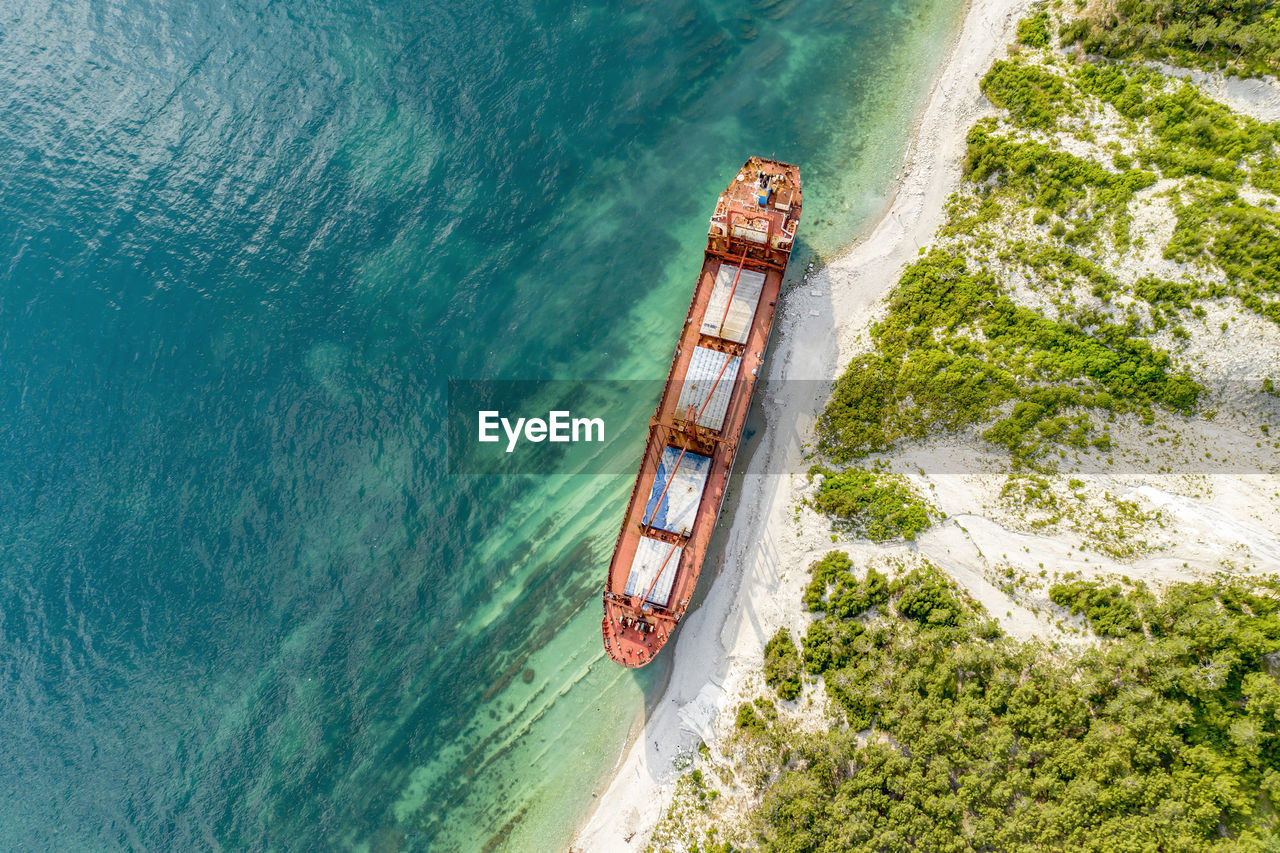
<box><xmin>761</xmin><ymin>628</ymin><xmax>801</xmax><ymax>701</ymax></box>
<box><xmin>1015</xmin><ymin>9</ymin><xmax>1051</xmax><ymax>49</ymax></box>
<box><xmin>1061</xmin><ymin>0</ymin><xmax>1280</xmax><ymax>78</ymax></box>
<box><xmin>810</xmin><ymin>468</ymin><xmax>932</xmax><ymax>540</ymax></box>
<box><xmin>817</xmin><ymin>7</ymin><xmax>1280</xmax><ymax>467</ymax></box>
<box><xmin>735</xmin><ymin>564</ymin><xmax>1280</xmax><ymax>850</ymax></box>
<box><xmin>802</xmin><ymin>551</ymin><xmax>890</xmax><ymax>620</ymax></box>
<box><xmin>980</xmin><ymin>59</ymin><xmax>1078</xmax><ymax>130</ymax></box>
<box><xmin>1048</xmin><ymin>577</ymin><xmax>1145</xmax><ymax>636</ymax></box>
<box><xmin>816</xmin><ymin>248</ymin><xmax>1199</xmax><ymax>462</ymax></box>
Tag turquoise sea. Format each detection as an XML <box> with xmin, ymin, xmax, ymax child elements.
<box><xmin>0</xmin><ymin>1</ymin><xmax>962</xmax><ymax>849</ymax></box>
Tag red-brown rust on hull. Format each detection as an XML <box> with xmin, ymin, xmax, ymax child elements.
<box><xmin>601</xmin><ymin>157</ymin><xmax>802</xmax><ymax>668</ymax></box>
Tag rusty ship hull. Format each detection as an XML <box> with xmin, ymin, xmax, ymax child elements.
<box><xmin>602</xmin><ymin>157</ymin><xmax>801</xmax><ymax>668</ymax></box>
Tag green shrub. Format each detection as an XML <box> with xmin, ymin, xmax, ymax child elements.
<box><xmin>831</xmin><ymin>566</ymin><xmax>891</xmax><ymax>618</ymax></box>
<box><xmin>802</xmin><ymin>618</ymin><xmax>864</xmax><ymax>674</ymax></box>
<box><xmin>804</xmin><ymin>551</ymin><xmax>890</xmax><ymax>625</ymax></box>
<box><xmin>1073</xmin><ymin>63</ymin><xmax>1279</xmax><ymax>185</ymax></box>
<box><xmin>893</xmin><ymin>566</ymin><xmax>967</xmax><ymax>628</ymax></box>
<box><xmin>763</xmin><ymin>628</ymin><xmax>803</xmax><ymax>700</ymax></box>
<box><xmin>812</xmin><ymin>469</ymin><xmax>933</xmax><ymax>541</ymax></box>
<box><xmin>1016</xmin><ymin>10</ymin><xmax>1051</xmax><ymax>48</ymax></box>
<box><xmin>1061</xmin><ymin>0</ymin><xmax>1280</xmax><ymax>77</ymax></box>
<box><xmin>802</xmin><ymin>551</ymin><xmax>853</xmax><ymax>611</ymax></box>
<box><xmin>1049</xmin><ymin>579</ymin><xmax>1143</xmax><ymax>636</ymax></box>
<box><xmin>744</xmin><ymin>576</ymin><xmax>1280</xmax><ymax>850</ymax></box>
<box><xmin>981</xmin><ymin>59</ymin><xmax>1076</xmax><ymax>130</ymax></box>
<box><xmin>735</xmin><ymin>701</ymin><xmax>768</xmax><ymax>737</ymax></box>
<box><xmin>1166</xmin><ymin>183</ymin><xmax>1280</xmax><ymax>327</ymax></box>
<box><xmin>816</xmin><ymin>247</ymin><xmax>1199</xmax><ymax>462</ymax></box>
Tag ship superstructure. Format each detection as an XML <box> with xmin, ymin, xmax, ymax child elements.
<box><xmin>602</xmin><ymin>157</ymin><xmax>801</xmax><ymax>667</ymax></box>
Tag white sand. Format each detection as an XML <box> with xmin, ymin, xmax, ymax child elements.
<box><xmin>570</xmin><ymin>0</ymin><xmax>1036</xmax><ymax>847</ymax></box>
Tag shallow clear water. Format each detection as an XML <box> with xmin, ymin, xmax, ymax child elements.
<box><xmin>0</xmin><ymin>0</ymin><xmax>961</xmax><ymax>849</ymax></box>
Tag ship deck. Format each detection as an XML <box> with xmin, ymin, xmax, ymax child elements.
<box><xmin>602</xmin><ymin>156</ymin><xmax>800</xmax><ymax>668</ymax></box>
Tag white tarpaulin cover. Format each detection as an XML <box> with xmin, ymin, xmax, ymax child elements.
<box><xmin>700</xmin><ymin>264</ymin><xmax>764</xmax><ymax>343</ymax></box>
<box><xmin>624</xmin><ymin>536</ymin><xmax>682</xmax><ymax>606</ymax></box>
<box><xmin>675</xmin><ymin>347</ymin><xmax>740</xmax><ymax>431</ymax></box>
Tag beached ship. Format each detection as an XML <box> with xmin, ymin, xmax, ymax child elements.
<box><xmin>602</xmin><ymin>157</ymin><xmax>802</xmax><ymax>668</ymax></box>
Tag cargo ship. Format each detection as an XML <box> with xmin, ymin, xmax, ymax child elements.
<box><xmin>602</xmin><ymin>157</ymin><xmax>801</xmax><ymax>668</ymax></box>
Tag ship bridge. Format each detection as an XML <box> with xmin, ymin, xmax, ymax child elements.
<box><xmin>707</xmin><ymin>156</ymin><xmax>801</xmax><ymax>268</ymax></box>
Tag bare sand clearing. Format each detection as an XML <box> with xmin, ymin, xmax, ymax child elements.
<box><xmin>571</xmin><ymin>0</ymin><xmax>1035</xmax><ymax>847</ymax></box>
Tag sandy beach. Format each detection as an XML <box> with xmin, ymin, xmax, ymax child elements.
<box><xmin>572</xmin><ymin>0</ymin><xmax>1035</xmax><ymax>846</ymax></box>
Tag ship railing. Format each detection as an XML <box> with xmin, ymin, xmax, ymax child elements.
<box><xmin>775</xmin><ymin>217</ymin><xmax>797</xmax><ymax>247</ymax></box>
<box><xmin>604</xmin><ymin>431</ymin><xmax>670</xmax><ymax>590</ymax></box>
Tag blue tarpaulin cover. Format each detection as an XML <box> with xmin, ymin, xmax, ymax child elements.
<box><xmin>642</xmin><ymin>446</ymin><xmax>711</xmax><ymax>536</ymax></box>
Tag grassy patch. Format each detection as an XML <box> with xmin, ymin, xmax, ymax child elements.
<box><xmin>980</xmin><ymin>59</ymin><xmax>1077</xmax><ymax>131</ymax></box>
<box><xmin>815</xmin><ymin>250</ymin><xmax>1199</xmax><ymax>462</ymax></box>
<box><xmin>810</xmin><ymin>468</ymin><xmax>933</xmax><ymax>540</ymax></box>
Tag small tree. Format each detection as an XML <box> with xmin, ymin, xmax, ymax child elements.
<box><xmin>763</xmin><ymin>628</ymin><xmax>803</xmax><ymax>700</ymax></box>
